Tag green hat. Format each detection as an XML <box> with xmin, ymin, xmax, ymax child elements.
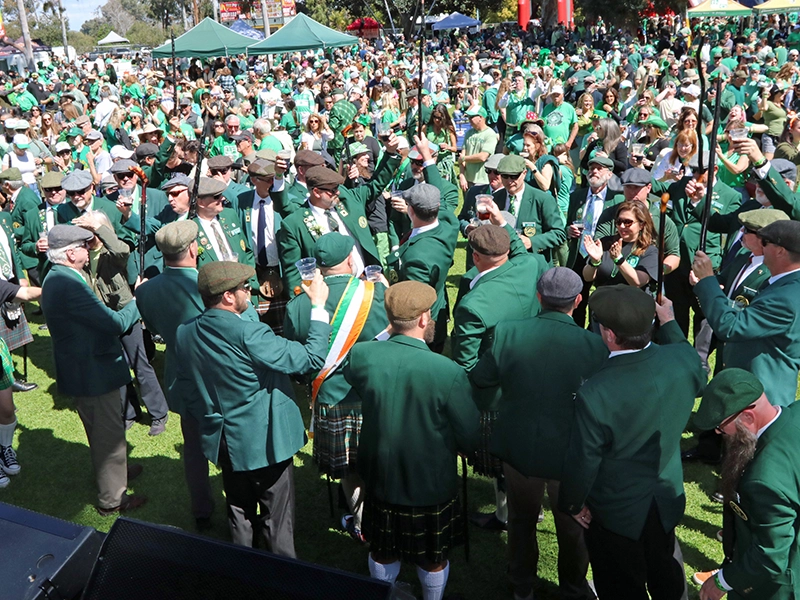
<box><xmin>314</xmin><ymin>232</ymin><xmax>354</xmax><ymax>267</ymax></box>
<box><xmin>39</xmin><ymin>170</ymin><xmax>64</xmax><ymax>189</ymax></box>
<box><xmin>155</xmin><ymin>220</ymin><xmax>198</xmax><ymax>255</ymax></box>
<box><xmin>384</xmin><ymin>280</ymin><xmax>436</xmax><ymax>321</ymax></box>
<box><xmin>497</xmin><ymin>154</ymin><xmax>526</xmax><ymax>175</ymax></box>
<box><xmin>0</xmin><ymin>167</ymin><xmax>22</xmax><ymax>182</ymax></box>
<box><xmin>264</xmin><ymin>76</ymin><xmax>274</xmax><ymax>82</ymax></box>
<box><xmin>591</xmin><ymin>109</ymin><xmax>609</xmax><ymax>120</ymax></box>
<box><xmin>694</xmin><ymin>368</ymin><xmax>764</xmax><ymax>431</ymax></box>
<box><xmin>587</xmin><ymin>154</ymin><xmax>614</xmax><ymax>169</ymax></box>
<box><xmin>66</xmin><ymin>127</ymin><xmax>83</xmax><ymax>138</ymax></box>
<box><xmin>197</xmin><ymin>261</ymin><xmax>255</xmax><ymax>296</ymax></box>
<box><xmin>348</xmin><ymin>142</ymin><xmax>369</xmax><ymax>156</ymax></box>
<box><xmin>354</xmin><ymin>114</ymin><xmax>371</xmax><ymax>127</ymax></box>
<box><xmin>643</xmin><ymin>114</ymin><xmax>669</xmax><ymax>130</ymax></box>
<box><xmin>738</xmin><ymin>208</ymin><xmax>789</xmax><ymax>231</ymax></box>
<box><xmin>465</xmin><ymin>106</ymin><xmax>487</xmax><ymax>118</ymax></box>
<box><xmin>129</xmin><ymin>106</ymin><xmax>143</xmax><ymax>116</ymax></box>
<box><xmin>589</xmin><ymin>285</ymin><xmax>655</xmax><ymax>337</ymax></box>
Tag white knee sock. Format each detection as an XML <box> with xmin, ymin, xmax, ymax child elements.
<box><xmin>341</xmin><ymin>473</ymin><xmax>365</xmax><ymax>530</ymax></box>
<box><xmin>368</xmin><ymin>556</ymin><xmax>401</xmax><ymax>584</ymax></box>
<box><xmin>0</xmin><ymin>419</ymin><xmax>15</xmax><ymax>447</ymax></box>
<box><xmin>495</xmin><ymin>479</ymin><xmax>508</xmax><ymax>524</ymax></box>
<box><xmin>417</xmin><ymin>562</ymin><xmax>449</xmax><ymax>600</ymax></box>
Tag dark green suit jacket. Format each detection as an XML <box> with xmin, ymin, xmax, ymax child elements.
<box><xmin>565</xmin><ymin>186</ymin><xmax>625</xmax><ymax>268</ymax></box>
<box><xmin>559</xmin><ymin>320</ymin><xmax>706</xmax><ymax>540</ymax></box>
<box><xmin>756</xmin><ymin>165</ymin><xmax>800</xmax><ymax>221</ymax></box>
<box><xmin>392</xmin><ymin>164</ymin><xmax>461</xmax><ymax>244</ymax></box>
<box><xmin>109</xmin><ymin>186</ymin><xmax>172</xmax><ymax>278</ymax></box>
<box><xmin>10</xmin><ymin>186</ymin><xmax>41</xmax><ymax>270</ymax></box>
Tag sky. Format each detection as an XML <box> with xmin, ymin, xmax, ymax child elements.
<box><xmin>62</xmin><ymin>0</ymin><xmax>102</xmax><ymax>29</ymax></box>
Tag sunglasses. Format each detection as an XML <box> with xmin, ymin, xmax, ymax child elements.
<box><xmin>309</xmin><ymin>119</ymin><xmax>320</xmax><ymax>123</ymax></box>
<box><xmin>501</xmin><ymin>172</ymin><xmax>522</xmax><ymax>179</ymax></box>
<box><xmin>167</xmin><ymin>188</ymin><xmax>187</xmax><ymax>197</ymax></box>
<box><xmin>214</xmin><ymin>123</ymin><xmax>225</xmax><ymax>127</ymax></box>
<box><xmin>616</xmin><ymin>218</ymin><xmax>638</xmax><ymax>227</ymax></box>
<box><xmin>485</xmin><ymin>169</ymin><xmax>499</xmax><ymax>176</ymax></box>
<box><xmin>410</xmin><ymin>159</ymin><xmax>424</xmax><ymax>166</ymax></box>
<box><xmin>57</xmin><ymin>150</ymin><xmax>71</xmax><ymax>155</ymax></box>
<box><xmin>67</xmin><ymin>186</ymin><xmax>91</xmax><ymax>196</ymax></box>
<box><xmin>44</xmin><ymin>187</ymin><xmax>62</xmax><ymax>193</ymax></box>
<box><xmin>210</xmin><ymin>168</ymin><xmax>231</xmax><ymax>175</ymax></box>
<box><xmin>761</xmin><ymin>238</ymin><xmax>777</xmax><ymax>247</ymax></box>
<box><xmin>114</xmin><ymin>172</ymin><xmax>135</xmax><ymax>180</ymax></box>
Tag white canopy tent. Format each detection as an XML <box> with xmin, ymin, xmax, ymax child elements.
<box><xmin>97</xmin><ymin>31</ymin><xmax>129</xmax><ymax>46</ymax></box>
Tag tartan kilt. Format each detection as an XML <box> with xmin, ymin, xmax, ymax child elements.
<box><xmin>362</xmin><ymin>494</ymin><xmax>463</xmax><ymax>564</ymax></box>
<box><xmin>254</xmin><ymin>297</ymin><xmax>288</xmax><ymax>336</ymax></box>
<box><xmin>469</xmin><ymin>410</ymin><xmax>503</xmax><ymax>478</ymax></box>
<box><xmin>312</xmin><ymin>398</ymin><xmax>362</xmax><ymax>480</ymax></box>
<box><xmin>0</xmin><ymin>310</ymin><xmax>33</xmax><ymax>352</ymax></box>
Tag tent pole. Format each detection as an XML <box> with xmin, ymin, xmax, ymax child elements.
<box><xmin>382</xmin><ymin>0</ymin><xmax>397</xmax><ymax>35</ymax></box>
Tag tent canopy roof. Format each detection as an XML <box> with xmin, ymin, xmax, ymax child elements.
<box><xmin>687</xmin><ymin>0</ymin><xmax>751</xmax><ymax>16</ymax></box>
<box><xmin>431</xmin><ymin>12</ymin><xmax>481</xmax><ymax>30</ymax></box>
<box><xmin>151</xmin><ymin>17</ymin><xmax>255</xmax><ymax>58</ymax></box>
<box><xmin>247</xmin><ymin>13</ymin><xmax>358</xmax><ymax>55</ymax></box>
<box><xmin>753</xmin><ymin>0</ymin><xmax>800</xmax><ymax>14</ymax></box>
<box><xmin>97</xmin><ymin>31</ymin><xmax>129</xmax><ymax>45</ymax></box>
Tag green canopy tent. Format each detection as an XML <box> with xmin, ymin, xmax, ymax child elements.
<box><xmin>247</xmin><ymin>13</ymin><xmax>358</xmax><ymax>55</ymax></box>
<box><xmin>151</xmin><ymin>17</ymin><xmax>255</xmax><ymax>58</ymax></box>
<box><xmin>687</xmin><ymin>0</ymin><xmax>751</xmax><ymax>17</ymax></box>
<box><xmin>753</xmin><ymin>0</ymin><xmax>800</xmax><ymax>14</ymax></box>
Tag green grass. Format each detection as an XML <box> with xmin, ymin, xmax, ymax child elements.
<box><xmin>3</xmin><ymin>238</ymin><xmax>725</xmax><ymax>599</ymax></box>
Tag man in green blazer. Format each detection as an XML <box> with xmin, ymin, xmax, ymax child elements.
<box><xmin>344</xmin><ymin>281</ymin><xmax>480</xmax><ymax>600</ymax></box>
<box><xmin>284</xmin><ymin>232</ymin><xmax>389</xmax><ymax>543</ymax></box>
<box><xmin>135</xmin><ymin>221</ymin><xmax>214</xmax><ymax>530</ymax></box>
<box><xmin>471</xmin><ymin>267</ymin><xmax>608</xmax><ymax>600</ymax></box>
<box><xmin>559</xmin><ymin>285</ymin><xmax>706</xmax><ymax>599</ymax></box>
<box><xmin>41</xmin><ymin>224</ymin><xmax>145</xmax><ymax>515</ymax></box>
<box><xmin>174</xmin><ymin>261</ymin><xmax>331</xmax><ymax>554</ymax></box>
<box><xmin>404</xmin><ymin>89</ymin><xmax>432</xmax><ymax>141</ymax></box>
<box><xmin>284</xmin><ymin>150</ymin><xmax>326</xmax><ymax>213</ymax></box>
<box><xmin>207</xmin><ymin>155</ymin><xmax>251</xmax><ymax>207</ymax></box>
<box><xmin>732</xmin><ymin>138</ymin><xmax>800</xmax><ymax>221</ymax></box>
<box><xmin>693</xmin><ymin>219</ymin><xmax>800</xmax><ymax>407</ymax></box>
<box><xmin>278</xmin><ymin>135</ymin><xmax>402</xmax><ymax>291</ymax></box>
<box><xmin>19</xmin><ymin>171</ymin><xmax>65</xmax><ymax>285</ymax></box>
<box><xmin>1</xmin><ymin>168</ymin><xmax>40</xmax><ymax>276</ymax></box>
<box><xmin>695</xmin><ymin>369</ymin><xmax>800</xmax><ymax>600</ymax></box>
<box><xmin>457</xmin><ymin>154</ymin><xmax>505</xmax><ymax>271</ymax></box>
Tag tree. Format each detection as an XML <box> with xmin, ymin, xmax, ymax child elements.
<box><xmin>300</xmin><ymin>0</ymin><xmax>352</xmax><ymax>31</ymax></box>
<box><xmin>126</xmin><ymin>21</ymin><xmax>170</xmax><ymax>46</ymax></box>
<box><xmin>68</xmin><ymin>30</ymin><xmax>95</xmax><ymax>53</ymax></box>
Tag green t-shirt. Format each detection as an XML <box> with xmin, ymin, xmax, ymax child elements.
<box><xmin>764</xmin><ymin>100</ymin><xmax>787</xmax><ymax>136</ymax></box>
<box><xmin>542</xmin><ymin>101</ymin><xmax>577</xmax><ymax>146</ymax></box>
<box><xmin>258</xmin><ymin>135</ymin><xmax>284</xmax><ymax>152</ymax></box>
<box><xmin>462</xmin><ymin>126</ymin><xmax>498</xmax><ymax>184</ymax></box>
<box><xmin>209</xmin><ymin>135</ymin><xmax>239</xmax><ymax>159</ymax></box>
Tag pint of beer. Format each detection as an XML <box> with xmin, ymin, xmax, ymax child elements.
<box><xmin>475</xmin><ymin>194</ymin><xmax>493</xmax><ymax>221</ymax></box>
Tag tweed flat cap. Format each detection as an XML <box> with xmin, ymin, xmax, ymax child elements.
<box><xmin>160</xmin><ymin>174</ymin><xmax>193</xmax><ymax>190</ymax></box>
<box><xmin>497</xmin><ymin>154</ymin><xmax>526</xmax><ymax>175</ymax></box>
<box><xmin>61</xmin><ymin>169</ymin><xmax>93</xmax><ymax>192</ymax></box>
<box><xmin>134</xmin><ymin>143</ymin><xmax>159</xmax><ymax>159</ymax></box>
<box><xmin>0</xmin><ymin>167</ymin><xmax>22</xmax><ymax>182</ymax></box>
<box><xmin>48</xmin><ymin>224</ymin><xmax>93</xmax><ymax>249</ymax></box>
<box><xmin>771</xmin><ymin>158</ymin><xmax>797</xmax><ymax>183</ymax></box>
<box><xmin>39</xmin><ymin>171</ymin><xmax>64</xmax><ymax>189</ymax></box>
<box><xmin>197</xmin><ymin>177</ymin><xmax>226</xmax><ymax>197</ymax></box>
<box><xmin>537</xmin><ymin>267</ymin><xmax>583</xmax><ymax>301</ymax></box>
<box><xmin>306</xmin><ymin>166</ymin><xmax>344</xmax><ymax>190</ymax></box>
<box><xmin>198</xmin><ymin>261</ymin><xmax>255</xmax><ymax>296</ymax></box>
<box><xmin>758</xmin><ymin>220</ymin><xmax>800</xmax><ymax>254</ymax></box>
<box><xmin>738</xmin><ymin>209</ymin><xmax>789</xmax><ymax>231</ymax></box>
<box><xmin>403</xmin><ymin>183</ymin><xmax>440</xmax><ymax>211</ymax></box>
<box><xmin>207</xmin><ymin>155</ymin><xmax>233</xmax><ymax>169</ymax></box>
<box><xmin>384</xmin><ymin>280</ymin><xmax>436</xmax><ymax>321</ymax></box>
<box><xmin>247</xmin><ymin>159</ymin><xmax>275</xmax><ymax>177</ymax></box>
<box><xmin>294</xmin><ymin>150</ymin><xmax>326</xmax><ymax>168</ymax></box>
<box><xmin>468</xmin><ymin>224</ymin><xmax>510</xmax><ymax>256</ymax></box>
<box><xmin>109</xmin><ymin>159</ymin><xmax>138</xmax><ymax>174</ymax></box>
<box><xmin>589</xmin><ymin>285</ymin><xmax>655</xmax><ymax>337</ymax></box>
<box><xmin>155</xmin><ymin>220</ymin><xmax>198</xmax><ymax>255</ymax></box>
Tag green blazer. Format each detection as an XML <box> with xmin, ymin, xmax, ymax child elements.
<box><xmin>174</xmin><ymin>308</ymin><xmax>330</xmax><ymax>471</ymax></box>
<box><xmin>392</xmin><ymin>164</ymin><xmax>460</xmax><ymax>243</ymax></box>
<box><xmin>285</xmin><ymin>179</ymin><xmax>310</xmax><ymax>214</ymax></box>
<box><xmin>723</xmin><ymin>402</ymin><xmax>800</xmax><ymax>599</ymax></box>
<box><xmin>0</xmin><ymin>212</ymin><xmax>26</xmax><ymax>280</ymax></box>
<box><xmin>141</xmin><ymin>137</ymin><xmax>175</xmax><ymax>190</ymax></box>
<box><xmin>345</xmin><ymin>334</ymin><xmax>480</xmax><ymax>506</ymax></box>
<box><xmin>457</xmin><ymin>183</ymin><xmax>496</xmax><ymax>271</ymax></box>
<box><xmin>559</xmin><ymin>320</ymin><xmax>706</xmax><ymax>540</ymax></box>
<box><xmin>10</xmin><ymin>186</ymin><xmax>41</xmax><ymax>270</ymax></box>
<box><xmin>110</xmin><ymin>186</ymin><xmax>172</xmax><ymax>278</ymax></box>
<box><xmin>232</xmin><ymin>185</ymin><xmax>294</xmax><ymax>260</ymax></box>
<box><xmin>277</xmin><ymin>153</ymin><xmax>401</xmax><ymax>290</ymax></box>
<box><xmin>695</xmin><ymin>271</ymin><xmax>800</xmax><ymax>406</ymax></box>
<box><xmin>471</xmin><ymin>310</ymin><xmax>608</xmax><ymax>480</ymax></box>
<box><xmin>405</xmin><ymin>104</ymin><xmax>432</xmax><ymax>141</ymax></box>
<box><xmin>756</xmin><ymin>165</ymin><xmax>800</xmax><ymax>221</ymax></box>
<box><xmin>193</xmin><ymin>208</ymin><xmax>256</xmax><ymax>280</ymax></box>
<box><xmin>223</xmin><ymin>179</ymin><xmax>250</xmax><ymax>208</ymax></box>
<box><xmin>283</xmin><ymin>274</ymin><xmax>389</xmax><ymax>406</ymax></box>
<box><xmin>19</xmin><ymin>201</ymin><xmax>58</xmax><ymax>272</ymax></box>
<box><xmin>493</xmin><ymin>183</ymin><xmax>566</xmax><ymax>264</ymax></box>
<box><xmin>134</xmin><ymin>266</ymin><xmax>204</xmax><ymax>415</ymax></box>
<box><xmin>564</xmin><ymin>186</ymin><xmax>625</xmax><ymax>268</ymax></box>
<box><xmin>41</xmin><ymin>264</ymin><xmax>140</xmax><ymax>397</ymax></box>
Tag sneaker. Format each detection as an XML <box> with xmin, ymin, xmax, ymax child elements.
<box><xmin>148</xmin><ymin>415</ymin><xmax>168</xmax><ymax>436</ymax></box>
<box><xmin>692</xmin><ymin>569</ymin><xmax>718</xmax><ymax>586</ymax></box>
<box><xmin>341</xmin><ymin>514</ymin><xmax>367</xmax><ymax>545</ymax></box>
<box><xmin>0</xmin><ymin>445</ymin><xmax>20</xmax><ymax>475</ymax></box>
<box><xmin>0</xmin><ymin>469</ymin><xmax>8</xmax><ymax>488</ymax></box>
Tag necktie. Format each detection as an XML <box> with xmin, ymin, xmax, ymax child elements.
<box><xmin>509</xmin><ymin>193</ymin><xmax>518</xmax><ymax>216</ymax></box>
<box><xmin>579</xmin><ymin>195</ymin><xmax>598</xmax><ymax>258</ymax></box>
<box><xmin>399</xmin><ymin>230</ymin><xmax>412</xmax><ymax>246</ymax></box>
<box><xmin>730</xmin><ymin>255</ymin><xmax>753</xmax><ymax>297</ymax></box>
<box><xmin>45</xmin><ymin>206</ymin><xmax>54</xmax><ymax>231</ymax></box>
<box><xmin>257</xmin><ymin>199</ymin><xmax>267</xmax><ymax>267</ymax></box>
<box><xmin>324</xmin><ymin>209</ymin><xmax>339</xmax><ymax>233</ymax></box>
<box><xmin>211</xmin><ymin>220</ymin><xmax>232</xmax><ymax>261</ymax></box>
<box><xmin>721</xmin><ymin>235</ymin><xmax>744</xmax><ymax>271</ymax></box>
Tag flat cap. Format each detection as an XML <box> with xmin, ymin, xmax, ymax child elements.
<box><xmin>84</xmin><ymin>129</ymin><xmax>102</xmax><ymax>142</ymax></box>
<box><xmin>537</xmin><ymin>267</ymin><xmax>583</xmax><ymax>301</ymax></box>
<box><xmin>587</xmin><ymin>154</ymin><xmax>614</xmax><ymax>169</ymax></box>
<box><xmin>61</xmin><ymin>169</ymin><xmax>93</xmax><ymax>191</ymax></box>
<box><xmin>179</xmin><ymin>96</ymin><xmax>192</xmax><ymax>106</ymax></box>
<box><xmin>134</xmin><ymin>143</ymin><xmax>159</xmax><ymax>159</ymax></box>
<box><xmin>403</xmin><ymin>183</ymin><xmax>440</xmax><ymax>212</ymax></box>
<box><xmin>468</xmin><ymin>224</ymin><xmax>510</xmax><ymax>256</ymax></box>
<box><xmin>197</xmin><ymin>261</ymin><xmax>255</xmax><ymax>296</ymax></box>
<box><xmin>0</xmin><ymin>167</ymin><xmax>22</xmax><ymax>181</ymax></box>
<box><xmin>694</xmin><ymin>368</ymin><xmax>764</xmax><ymax>431</ymax></box>
<box><xmin>47</xmin><ymin>224</ymin><xmax>93</xmax><ymax>249</ymax></box>
<box><xmin>384</xmin><ymin>280</ymin><xmax>436</xmax><ymax>321</ymax></box>
<box><xmin>739</xmin><ymin>208</ymin><xmax>789</xmax><ymax>231</ymax></box>
<box><xmin>39</xmin><ymin>171</ymin><xmax>64</xmax><ymax>189</ymax></box>
<box><xmin>497</xmin><ymin>154</ymin><xmax>526</xmax><ymax>175</ymax></box>
<box><xmin>294</xmin><ymin>150</ymin><xmax>325</xmax><ymax>167</ymax></box>
<box><xmin>589</xmin><ymin>285</ymin><xmax>655</xmax><ymax>337</ymax></box>
<box><xmin>758</xmin><ymin>219</ymin><xmax>800</xmax><ymax>254</ymax></box>
<box><xmin>314</xmin><ymin>232</ymin><xmax>354</xmax><ymax>267</ymax></box>
<box><xmin>247</xmin><ymin>159</ymin><xmax>275</xmax><ymax>178</ymax></box>
<box><xmin>255</xmin><ymin>148</ymin><xmax>278</xmax><ymax>162</ymax></box>
<box><xmin>771</xmin><ymin>158</ymin><xmax>797</xmax><ymax>182</ymax></box>
<box><xmin>232</xmin><ymin>130</ymin><xmax>254</xmax><ymax>144</ymax></box>
<box><xmin>155</xmin><ymin>220</ymin><xmax>198</xmax><ymax>255</ymax></box>
<box><xmin>688</xmin><ymin>151</ymin><xmax>711</xmax><ymax>171</ymax></box>
<box><xmin>207</xmin><ymin>155</ymin><xmax>234</xmax><ymax>169</ymax></box>
<box><xmin>109</xmin><ymin>159</ymin><xmax>138</xmax><ymax>174</ymax></box>
<box><xmin>621</xmin><ymin>168</ymin><xmax>652</xmax><ymax>186</ymax></box>
<box><xmin>74</xmin><ymin>115</ymin><xmax>90</xmax><ymax>126</ymax></box>
<box><xmin>484</xmin><ymin>154</ymin><xmax>505</xmax><ymax>171</ymax></box>
<box><xmin>306</xmin><ymin>166</ymin><xmax>344</xmax><ymax>190</ymax></box>
<box><xmin>197</xmin><ymin>176</ymin><xmax>226</xmax><ymax>197</ymax></box>
<box><xmin>160</xmin><ymin>174</ymin><xmax>192</xmax><ymax>190</ymax></box>
<box><xmin>99</xmin><ymin>175</ymin><xmax>117</xmax><ymax>191</ymax></box>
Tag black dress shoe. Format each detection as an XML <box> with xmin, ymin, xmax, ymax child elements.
<box><xmin>12</xmin><ymin>380</ymin><xmax>37</xmax><ymax>392</ymax></box>
<box><xmin>711</xmin><ymin>492</ymin><xmax>725</xmax><ymax>504</ymax></box>
<box><xmin>469</xmin><ymin>512</ymin><xmax>507</xmax><ymax>531</ymax></box>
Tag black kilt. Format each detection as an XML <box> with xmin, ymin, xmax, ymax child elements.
<box><xmin>312</xmin><ymin>398</ymin><xmax>362</xmax><ymax>480</ymax></box>
<box><xmin>469</xmin><ymin>410</ymin><xmax>503</xmax><ymax>478</ymax></box>
<box><xmin>362</xmin><ymin>494</ymin><xmax>463</xmax><ymax>564</ymax></box>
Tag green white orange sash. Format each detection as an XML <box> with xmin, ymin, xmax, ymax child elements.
<box><xmin>311</xmin><ymin>277</ymin><xmax>374</xmax><ymax>402</ymax></box>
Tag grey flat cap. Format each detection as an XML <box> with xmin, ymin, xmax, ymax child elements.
<box><xmin>109</xmin><ymin>159</ymin><xmax>138</xmax><ymax>174</ymax></box>
<box><xmin>621</xmin><ymin>168</ymin><xmax>652</xmax><ymax>186</ymax></box>
<box><xmin>688</xmin><ymin>151</ymin><xmax>711</xmax><ymax>171</ymax></box>
<box><xmin>484</xmin><ymin>154</ymin><xmax>505</xmax><ymax>171</ymax></box>
<box><xmin>537</xmin><ymin>267</ymin><xmax>583</xmax><ymax>301</ymax></box>
<box><xmin>84</xmin><ymin>129</ymin><xmax>102</xmax><ymax>142</ymax></box>
<box><xmin>134</xmin><ymin>143</ymin><xmax>159</xmax><ymax>159</ymax></box>
<box><xmin>197</xmin><ymin>176</ymin><xmax>226</xmax><ymax>197</ymax></box>
<box><xmin>61</xmin><ymin>169</ymin><xmax>93</xmax><ymax>192</ymax></box>
<box><xmin>771</xmin><ymin>158</ymin><xmax>797</xmax><ymax>183</ymax></box>
<box><xmin>48</xmin><ymin>224</ymin><xmax>93</xmax><ymax>249</ymax></box>
<box><xmin>403</xmin><ymin>183</ymin><xmax>440</xmax><ymax>212</ymax></box>
<box><xmin>160</xmin><ymin>174</ymin><xmax>193</xmax><ymax>190</ymax></box>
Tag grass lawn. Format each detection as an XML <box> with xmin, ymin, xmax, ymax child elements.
<box><xmin>3</xmin><ymin>243</ymin><xmax>725</xmax><ymax>600</ymax></box>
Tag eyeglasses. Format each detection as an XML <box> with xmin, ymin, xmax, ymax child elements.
<box><xmin>114</xmin><ymin>172</ymin><xmax>135</xmax><ymax>180</ymax></box>
<box><xmin>167</xmin><ymin>188</ymin><xmax>188</xmax><ymax>197</ymax></box>
<box><xmin>309</xmin><ymin>119</ymin><xmax>320</xmax><ymax>124</ymax></box>
<box><xmin>501</xmin><ymin>172</ymin><xmax>522</xmax><ymax>179</ymax></box>
<box><xmin>44</xmin><ymin>187</ymin><xmax>62</xmax><ymax>193</ymax></box>
<box><xmin>57</xmin><ymin>150</ymin><xmax>71</xmax><ymax>155</ymax></box>
<box><xmin>210</xmin><ymin>168</ymin><xmax>231</xmax><ymax>175</ymax></box>
<box><xmin>67</xmin><ymin>186</ymin><xmax>91</xmax><ymax>196</ymax></box>
<box><xmin>485</xmin><ymin>169</ymin><xmax>499</xmax><ymax>176</ymax></box>
<box><xmin>616</xmin><ymin>218</ymin><xmax>638</xmax><ymax>227</ymax></box>
<box><xmin>761</xmin><ymin>237</ymin><xmax>777</xmax><ymax>247</ymax></box>
<box><xmin>715</xmin><ymin>404</ymin><xmax>756</xmax><ymax>434</ymax></box>
<box><xmin>214</xmin><ymin>123</ymin><xmax>225</xmax><ymax>128</ymax></box>
<box><xmin>317</xmin><ymin>186</ymin><xmax>340</xmax><ymax>194</ymax></box>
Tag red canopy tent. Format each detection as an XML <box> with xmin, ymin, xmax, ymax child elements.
<box><xmin>346</xmin><ymin>17</ymin><xmax>382</xmax><ymax>38</ymax></box>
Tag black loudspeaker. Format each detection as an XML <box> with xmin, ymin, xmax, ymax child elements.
<box><xmin>82</xmin><ymin>518</ymin><xmax>394</xmax><ymax>600</ymax></box>
<box><xmin>0</xmin><ymin>502</ymin><xmax>103</xmax><ymax>600</ymax></box>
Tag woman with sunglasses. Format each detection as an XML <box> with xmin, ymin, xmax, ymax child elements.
<box><xmin>755</xmin><ymin>84</ymin><xmax>788</xmax><ymax>160</ymax></box>
<box><xmin>300</xmin><ymin>113</ymin><xmax>333</xmax><ymax>155</ymax></box>
<box><xmin>126</xmin><ymin>109</ymin><xmax>144</xmax><ymax>147</ymax></box>
<box><xmin>39</xmin><ymin>112</ymin><xmax>61</xmax><ymax>149</ymax></box>
<box><xmin>582</xmin><ymin>200</ymin><xmax>659</xmax><ymax>291</ymax></box>
<box><xmin>425</xmin><ymin>103</ymin><xmax>457</xmax><ymax>184</ymax></box>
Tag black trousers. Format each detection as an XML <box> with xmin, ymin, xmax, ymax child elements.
<box><xmin>585</xmin><ymin>501</ymin><xmax>687</xmax><ymax>600</ymax></box>
<box><xmin>120</xmin><ymin>322</ymin><xmax>168</xmax><ymax>420</ymax></box>
<box><xmin>665</xmin><ymin>269</ymin><xmax>704</xmax><ymax>339</ymax></box>
<box><xmin>571</xmin><ymin>254</ymin><xmax>593</xmax><ymax>329</ymax></box>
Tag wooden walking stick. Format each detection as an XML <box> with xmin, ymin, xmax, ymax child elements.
<box><xmin>657</xmin><ymin>193</ymin><xmax>669</xmax><ymax>303</ymax></box>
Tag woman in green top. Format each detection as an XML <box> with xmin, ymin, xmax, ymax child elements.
<box><xmin>575</xmin><ymin>93</ymin><xmax>596</xmax><ymax>137</ymax></box>
<box><xmin>425</xmin><ymin>104</ymin><xmax>458</xmax><ymax>184</ymax></box>
<box><xmin>521</xmin><ymin>129</ymin><xmax>559</xmax><ymax>197</ymax></box>
<box><xmin>279</xmin><ymin>99</ymin><xmax>303</xmax><ymax>145</ymax></box>
<box><xmin>774</xmin><ymin>113</ymin><xmax>800</xmax><ymax>165</ymax></box>
<box><xmin>121</xmin><ymin>74</ymin><xmax>144</xmax><ymax>101</ymax></box>
<box><xmin>755</xmin><ymin>85</ymin><xmax>788</xmax><ymax>159</ymax></box>
<box><xmin>716</xmin><ymin>119</ymin><xmax>751</xmax><ymax>201</ymax></box>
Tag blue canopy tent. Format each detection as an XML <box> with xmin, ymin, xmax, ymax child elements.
<box><xmin>431</xmin><ymin>12</ymin><xmax>481</xmax><ymax>30</ymax></box>
<box><xmin>230</xmin><ymin>18</ymin><xmax>265</xmax><ymax>40</ymax></box>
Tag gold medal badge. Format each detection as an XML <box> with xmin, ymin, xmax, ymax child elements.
<box><xmin>729</xmin><ymin>500</ymin><xmax>748</xmax><ymax>521</ymax></box>
<box><xmin>359</xmin><ymin>216</ymin><xmax>368</xmax><ymax>229</ymax></box>
<box><xmin>523</xmin><ymin>226</ymin><xmax>536</xmax><ymax>237</ymax></box>
<box><xmin>387</xmin><ymin>268</ymin><xmax>399</xmax><ymax>283</ymax></box>
<box><xmin>240</xmin><ymin>239</ymin><xmax>246</xmax><ymax>251</ymax></box>
<box><xmin>734</xmin><ymin>295</ymin><xmax>750</xmax><ymax>308</ymax></box>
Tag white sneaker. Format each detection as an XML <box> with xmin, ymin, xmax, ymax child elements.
<box><xmin>0</xmin><ymin>445</ymin><xmax>20</xmax><ymax>475</ymax></box>
<box><xmin>0</xmin><ymin>469</ymin><xmax>8</xmax><ymax>488</ymax></box>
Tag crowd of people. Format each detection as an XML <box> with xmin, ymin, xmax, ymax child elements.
<box><xmin>0</xmin><ymin>11</ymin><xmax>800</xmax><ymax>600</ymax></box>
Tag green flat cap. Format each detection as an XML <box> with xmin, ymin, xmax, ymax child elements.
<box><xmin>589</xmin><ymin>285</ymin><xmax>655</xmax><ymax>337</ymax></box>
<box><xmin>247</xmin><ymin>159</ymin><xmax>275</xmax><ymax>177</ymax></box>
<box><xmin>306</xmin><ymin>166</ymin><xmax>344</xmax><ymax>190</ymax></box>
<box><xmin>759</xmin><ymin>220</ymin><xmax>800</xmax><ymax>254</ymax></box>
<box><xmin>0</xmin><ymin>167</ymin><xmax>22</xmax><ymax>181</ymax></box>
<box><xmin>739</xmin><ymin>208</ymin><xmax>789</xmax><ymax>231</ymax></box>
<box><xmin>587</xmin><ymin>153</ymin><xmax>614</xmax><ymax>169</ymax></box>
<box><xmin>694</xmin><ymin>368</ymin><xmax>764</xmax><ymax>431</ymax></box>
<box><xmin>348</xmin><ymin>142</ymin><xmax>369</xmax><ymax>156</ymax></box>
<box><xmin>384</xmin><ymin>280</ymin><xmax>436</xmax><ymax>321</ymax></box>
<box><xmin>314</xmin><ymin>232</ymin><xmax>354</xmax><ymax>267</ymax></box>
<box><xmin>497</xmin><ymin>154</ymin><xmax>526</xmax><ymax>175</ymax></box>
<box><xmin>155</xmin><ymin>220</ymin><xmax>198</xmax><ymax>255</ymax></box>
<box><xmin>197</xmin><ymin>177</ymin><xmax>226</xmax><ymax>197</ymax></box>
<box><xmin>197</xmin><ymin>261</ymin><xmax>255</xmax><ymax>296</ymax></box>
<box><xmin>468</xmin><ymin>224</ymin><xmax>510</xmax><ymax>256</ymax></box>
<box><xmin>39</xmin><ymin>170</ymin><xmax>64</xmax><ymax>189</ymax></box>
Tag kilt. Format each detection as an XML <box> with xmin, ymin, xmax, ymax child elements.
<box><xmin>469</xmin><ymin>410</ymin><xmax>503</xmax><ymax>478</ymax></box>
<box><xmin>254</xmin><ymin>297</ymin><xmax>288</xmax><ymax>336</ymax></box>
<box><xmin>0</xmin><ymin>338</ymin><xmax>13</xmax><ymax>390</ymax></box>
<box><xmin>0</xmin><ymin>310</ymin><xmax>32</xmax><ymax>352</ymax></box>
<box><xmin>312</xmin><ymin>398</ymin><xmax>362</xmax><ymax>480</ymax></box>
<box><xmin>362</xmin><ymin>494</ymin><xmax>463</xmax><ymax>564</ymax></box>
